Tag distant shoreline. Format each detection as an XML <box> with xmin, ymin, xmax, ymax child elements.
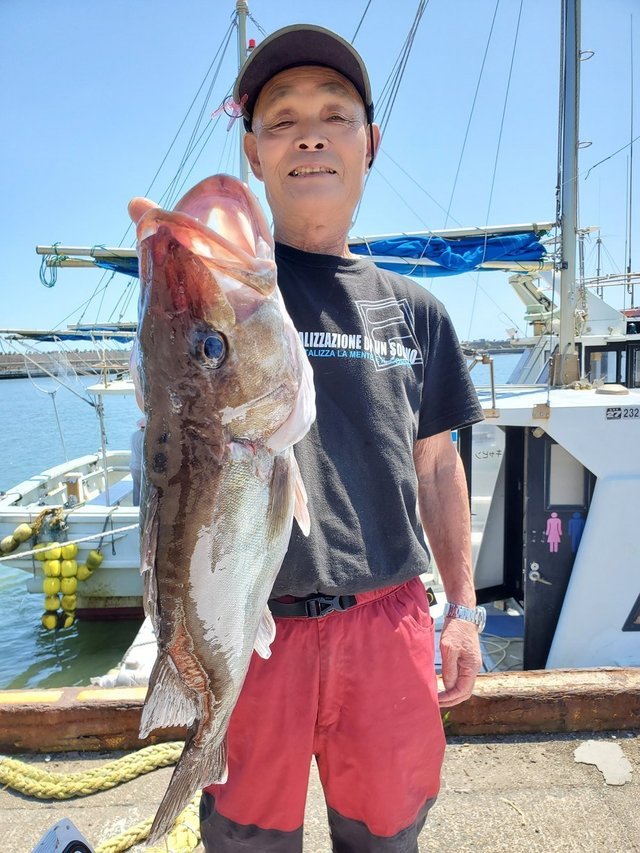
<box><xmin>0</xmin><ymin>350</ymin><xmax>130</xmax><ymax>380</ymax></box>
<box><xmin>0</xmin><ymin>343</ymin><xmax>524</xmax><ymax>380</ymax></box>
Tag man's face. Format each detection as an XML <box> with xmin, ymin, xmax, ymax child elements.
<box><xmin>244</xmin><ymin>66</ymin><xmax>376</xmax><ymax>226</ymax></box>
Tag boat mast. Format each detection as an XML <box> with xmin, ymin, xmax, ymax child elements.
<box><xmin>554</xmin><ymin>0</ymin><xmax>581</xmax><ymax>385</ymax></box>
<box><xmin>626</xmin><ymin>14</ymin><xmax>634</xmax><ymax>307</ymax></box>
<box><xmin>236</xmin><ymin>0</ymin><xmax>250</xmax><ymax>185</ymax></box>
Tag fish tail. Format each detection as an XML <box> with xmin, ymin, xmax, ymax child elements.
<box><xmin>146</xmin><ymin>732</ymin><xmax>228</xmax><ymax>845</ymax></box>
<box><xmin>140</xmin><ymin>652</ymin><xmax>198</xmax><ymax>738</ymax></box>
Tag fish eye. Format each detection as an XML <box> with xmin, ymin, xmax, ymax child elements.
<box><xmin>195</xmin><ymin>332</ymin><xmax>226</xmax><ymax>368</ymax></box>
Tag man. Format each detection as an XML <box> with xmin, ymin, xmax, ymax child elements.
<box><xmin>200</xmin><ymin>24</ymin><xmax>485</xmax><ymax>852</ymax></box>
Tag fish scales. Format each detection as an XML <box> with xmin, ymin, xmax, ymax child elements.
<box><xmin>129</xmin><ymin>175</ymin><xmax>314</xmax><ymax>843</ymax></box>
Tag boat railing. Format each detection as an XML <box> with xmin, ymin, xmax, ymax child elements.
<box><xmin>0</xmin><ymin>455</ymin><xmax>134</xmax><ymax>510</ymax></box>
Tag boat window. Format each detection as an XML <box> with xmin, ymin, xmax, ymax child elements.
<box><xmin>507</xmin><ymin>348</ymin><xmax>533</xmax><ymax>383</ymax></box>
<box><xmin>536</xmin><ymin>356</ymin><xmax>550</xmax><ymax>385</ymax></box>
<box><xmin>588</xmin><ymin>350</ymin><xmax>617</xmax><ymax>383</ymax></box>
<box><xmin>546</xmin><ymin>443</ymin><xmax>587</xmax><ymax>508</ymax></box>
<box><xmin>632</xmin><ymin>347</ymin><xmax>640</xmax><ymax>388</ymax></box>
<box><xmin>585</xmin><ymin>345</ymin><xmax>629</xmax><ymax>385</ymax></box>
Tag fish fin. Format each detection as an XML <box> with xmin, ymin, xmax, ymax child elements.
<box><xmin>147</xmin><ymin>730</ymin><xmax>228</xmax><ymax>845</ymax></box>
<box><xmin>139</xmin><ymin>483</ymin><xmax>159</xmax><ymax>576</ymax></box>
<box><xmin>140</xmin><ymin>653</ymin><xmax>198</xmax><ymax>738</ymax></box>
<box><xmin>254</xmin><ymin>606</ymin><xmax>276</xmax><ymax>659</ymax></box>
<box><xmin>139</xmin><ymin>484</ymin><xmax>161</xmax><ymax>629</ymax></box>
<box><xmin>266</xmin><ymin>319</ymin><xmax>316</xmax><ymax>452</ymax></box>
<box><xmin>266</xmin><ymin>454</ymin><xmax>293</xmax><ymax>540</ymax></box>
<box><xmin>292</xmin><ymin>455</ymin><xmax>311</xmax><ymax>537</ymax></box>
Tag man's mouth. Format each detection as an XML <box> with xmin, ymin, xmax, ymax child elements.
<box><xmin>288</xmin><ymin>167</ymin><xmax>337</xmax><ymax>177</ymax></box>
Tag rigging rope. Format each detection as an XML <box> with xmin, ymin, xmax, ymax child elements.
<box><xmin>0</xmin><ymin>524</ymin><xmax>140</xmax><ymax>564</ymax></box>
<box><xmin>39</xmin><ymin>244</ymin><xmax>66</xmax><ymax>288</ymax></box>
<box><xmin>378</xmin><ymin>149</ymin><xmax>465</xmax><ymax>228</ymax></box>
<box><xmin>163</xmin><ymin>25</ymin><xmax>236</xmax><ymax>210</ymax></box>
<box><xmin>467</xmin><ymin>0</ymin><xmax>524</xmax><ymax>340</ymax></box>
<box><xmin>583</xmin><ymin>132</ymin><xmax>640</xmax><ymax>181</ymax></box>
<box><xmin>247</xmin><ymin>11</ymin><xmax>268</xmax><ymax>38</ymax></box>
<box><xmin>443</xmin><ymin>0</ymin><xmax>501</xmax><ymax>230</ymax></box>
<box><xmin>376</xmin><ymin>0</ymin><xmax>429</xmax><ymax>144</ymax></box>
<box><xmin>7</xmin><ymin>339</ymin><xmax>94</xmax><ymax>406</ymax></box>
<box><xmin>47</xmin><ymin>22</ymin><xmax>236</xmax><ymax>336</ymax></box>
<box><xmin>352</xmin><ymin>0</ymin><xmax>373</xmax><ymax>42</ymax></box>
<box><xmin>140</xmin><ymin>20</ymin><xmax>236</xmax><ymax>212</ymax></box>
<box><xmin>169</xmin><ymin>114</ymin><xmax>225</xmax><ymax>206</ymax></box>
<box><xmin>354</xmin><ymin>0</ymin><xmax>429</xmax><ymax>225</ymax></box>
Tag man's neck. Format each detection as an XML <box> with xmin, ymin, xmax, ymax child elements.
<box><xmin>274</xmin><ymin>219</ymin><xmax>353</xmax><ymax>259</ymax></box>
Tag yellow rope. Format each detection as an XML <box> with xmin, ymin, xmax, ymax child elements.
<box><xmin>93</xmin><ymin>795</ymin><xmax>200</xmax><ymax>853</ymax></box>
<box><xmin>1</xmin><ymin>742</ymin><xmax>201</xmax><ymax>852</ymax></box>
<box><xmin>145</xmin><ymin>795</ymin><xmax>201</xmax><ymax>853</ymax></box>
<box><xmin>95</xmin><ymin>818</ymin><xmax>152</xmax><ymax>853</ymax></box>
<box><xmin>0</xmin><ymin>742</ymin><xmax>183</xmax><ymax>799</ymax></box>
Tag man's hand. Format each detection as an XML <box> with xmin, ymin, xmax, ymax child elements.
<box><xmin>437</xmin><ymin>617</ymin><xmax>482</xmax><ymax>707</ymax></box>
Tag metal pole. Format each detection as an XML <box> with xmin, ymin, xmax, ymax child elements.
<box><xmin>627</xmin><ymin>14</ymin><xmax>635</xmax><ymax>306</ymax></box>
<box><xmin>555</xmin><ymin>0</ymin><xmax>580</xmax><ymax>385</ymax></box>
<box><xmin>95</xmin><ymin>399</ymin><xmax>111</xmax><ymax>507</ymax></box>
<box><xmin>236</xmin><ymin>1</ymin><xmax>250</xmax><ymax>185</ymax></box>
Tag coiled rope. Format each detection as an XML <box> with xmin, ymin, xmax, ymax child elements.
<box><xmin>95</xmin><ymin>795</ymin><xmax>200</xmax><ymax>853</ymax></box>
<box><xmin>0</xmin><ymin>742</ymin><xmax>181</xmax><ymax>799</ymax></box>
<box><xmin>0</xmin><ymin>742</ymin><xmax>200</xmax><ymax>852</ymax></box>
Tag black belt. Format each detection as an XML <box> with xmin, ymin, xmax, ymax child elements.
<box><xmin>268</xmin><ymin>593</ymin><xmax>358</xmax><ymax>619</ymax></box>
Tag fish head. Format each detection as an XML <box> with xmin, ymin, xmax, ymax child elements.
<box><xmin>131</xmin><ymin>175</ymin><xmax>311</xmax><ymax>445</ymax></box>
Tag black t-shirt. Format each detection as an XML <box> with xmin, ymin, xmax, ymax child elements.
<box><xmin>272</xmin><ymin>241</ymin><xmax>484</xmax><ymax>597</ymax></box>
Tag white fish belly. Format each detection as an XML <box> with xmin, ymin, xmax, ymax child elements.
<box><xmin>187</xmin><ymin>446</ymin><xmax>293</xmax><ymax>699</ymax></box>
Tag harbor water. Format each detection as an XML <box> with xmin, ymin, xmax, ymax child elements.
<box><xmin>0</xmin><ymin>353</ymin><xmax>520</xmax><ymax>689</ymax></box>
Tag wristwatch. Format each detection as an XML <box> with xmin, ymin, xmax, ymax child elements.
<box><xmin>444</xmin><ymin>602</ymin><xmax>486</xmax><ymax>633</ymax></box>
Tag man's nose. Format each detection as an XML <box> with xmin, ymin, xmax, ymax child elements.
<box><xmin>295</xmin><ymin>122</ymin><xmax>326</xmax><ymax>150</ymax></box>
<box><xmin>297</xmin><ymin>139</ymin><xmax>325</xmax><ymax>150</ymax></box>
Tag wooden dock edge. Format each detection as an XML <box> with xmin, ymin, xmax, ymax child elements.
<box><xmin>1</xmin><ymin>668</ymin><xmax>639</xmax><ymax>753</ymax></box>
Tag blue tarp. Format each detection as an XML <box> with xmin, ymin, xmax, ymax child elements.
<box><xmin>349</xmin><ymin>231</ymin><xmax>547</xmax><ymax>277</ymax></box>
<box><xmin>95</xmin><ymin>257</ymin><xmax>140</xmax><ymax>277</ymax></box>
<box><xmin>93</xmin><ymin>229</ymin><xmax>547</xmax><ymax>279</ymax></box>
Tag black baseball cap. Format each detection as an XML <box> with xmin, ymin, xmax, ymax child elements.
<box><xmin>233</xmin><ymin>24</ymin><xmax>374</xmax><ymax>131</ymax></box>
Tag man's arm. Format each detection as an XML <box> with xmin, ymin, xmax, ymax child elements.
<box><xmin>413</xmin><ymin>430</ymin><xmax>482</xmax><ymax>707</ymax></box>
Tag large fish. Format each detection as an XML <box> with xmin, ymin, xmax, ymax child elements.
<box><xmin>129</xmin><ymin>175</ymin><xmax>315</xmax><ymax>843</ymax></box>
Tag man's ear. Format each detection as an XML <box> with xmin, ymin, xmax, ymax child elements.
<box><xmin>367</xmin><ymin>122</ymin><xmax>381</xmax><ymax>169</ymax></box>
<box><xmin>243</xmin><ymin>132</ymin><xmax>264</xmax><ymax>181</ymax></box>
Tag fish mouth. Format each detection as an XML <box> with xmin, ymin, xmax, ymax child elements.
<box><xmin>288</xmin><ymin>166</ymin><xmax>337</xmax><ymax>177</ymax></box>
<box><xmin>130</xmin><ymin>175</ymin><xmax>275</xmax><ymax>297</ymax></box>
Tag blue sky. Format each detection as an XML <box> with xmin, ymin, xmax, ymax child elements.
<box><xmin>2</xmin><ymin>0</ymin><xmax>638</xmax><ymax>342</ymax></box>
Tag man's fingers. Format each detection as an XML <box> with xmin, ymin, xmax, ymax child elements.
<box><xmin>438</xmin><ymin>620</ymin><xmax>482</xmax><ymax>707</ymax></box>
<box><xmin>438</xmin><ymin>671</ymin><xmax>477</xmax><ymax>708</ymax></box>
<box><xmin>439</xmin><ymin>650</ymin><xmax>459</xmax><ymax>691</ymax></box>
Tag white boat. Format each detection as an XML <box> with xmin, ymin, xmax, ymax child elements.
<box><xmin>467</xmin><ymin>0</ymin><xmax>640</xmax><ymax>670</ymax></box>
<box><xmin>0</xmin><ymin>378</ymin><xmax>143</xmax><ymax>619</ymax></box>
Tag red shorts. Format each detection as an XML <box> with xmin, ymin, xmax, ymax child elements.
<box><xmin>201</xmin><ymin>576</ymin><xmax>445</xmax><ymax>851</ymax></box>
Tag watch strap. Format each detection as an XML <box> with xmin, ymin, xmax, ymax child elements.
<box><xmin>444</xmin><ymin>602</ymin><xmax>486</xmax><ymax>633</ymax></box>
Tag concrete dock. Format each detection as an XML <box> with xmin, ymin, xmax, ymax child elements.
<box><xmin>3</xmin><ymin>730</ymin><xmax>638</xmax><ymax>852</ymax></box>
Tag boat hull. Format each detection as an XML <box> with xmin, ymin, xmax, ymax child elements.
<box><xmin>0</xmin><ymin>451</ymin><xmax>143</xmax><ymax>619</ymax></box>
